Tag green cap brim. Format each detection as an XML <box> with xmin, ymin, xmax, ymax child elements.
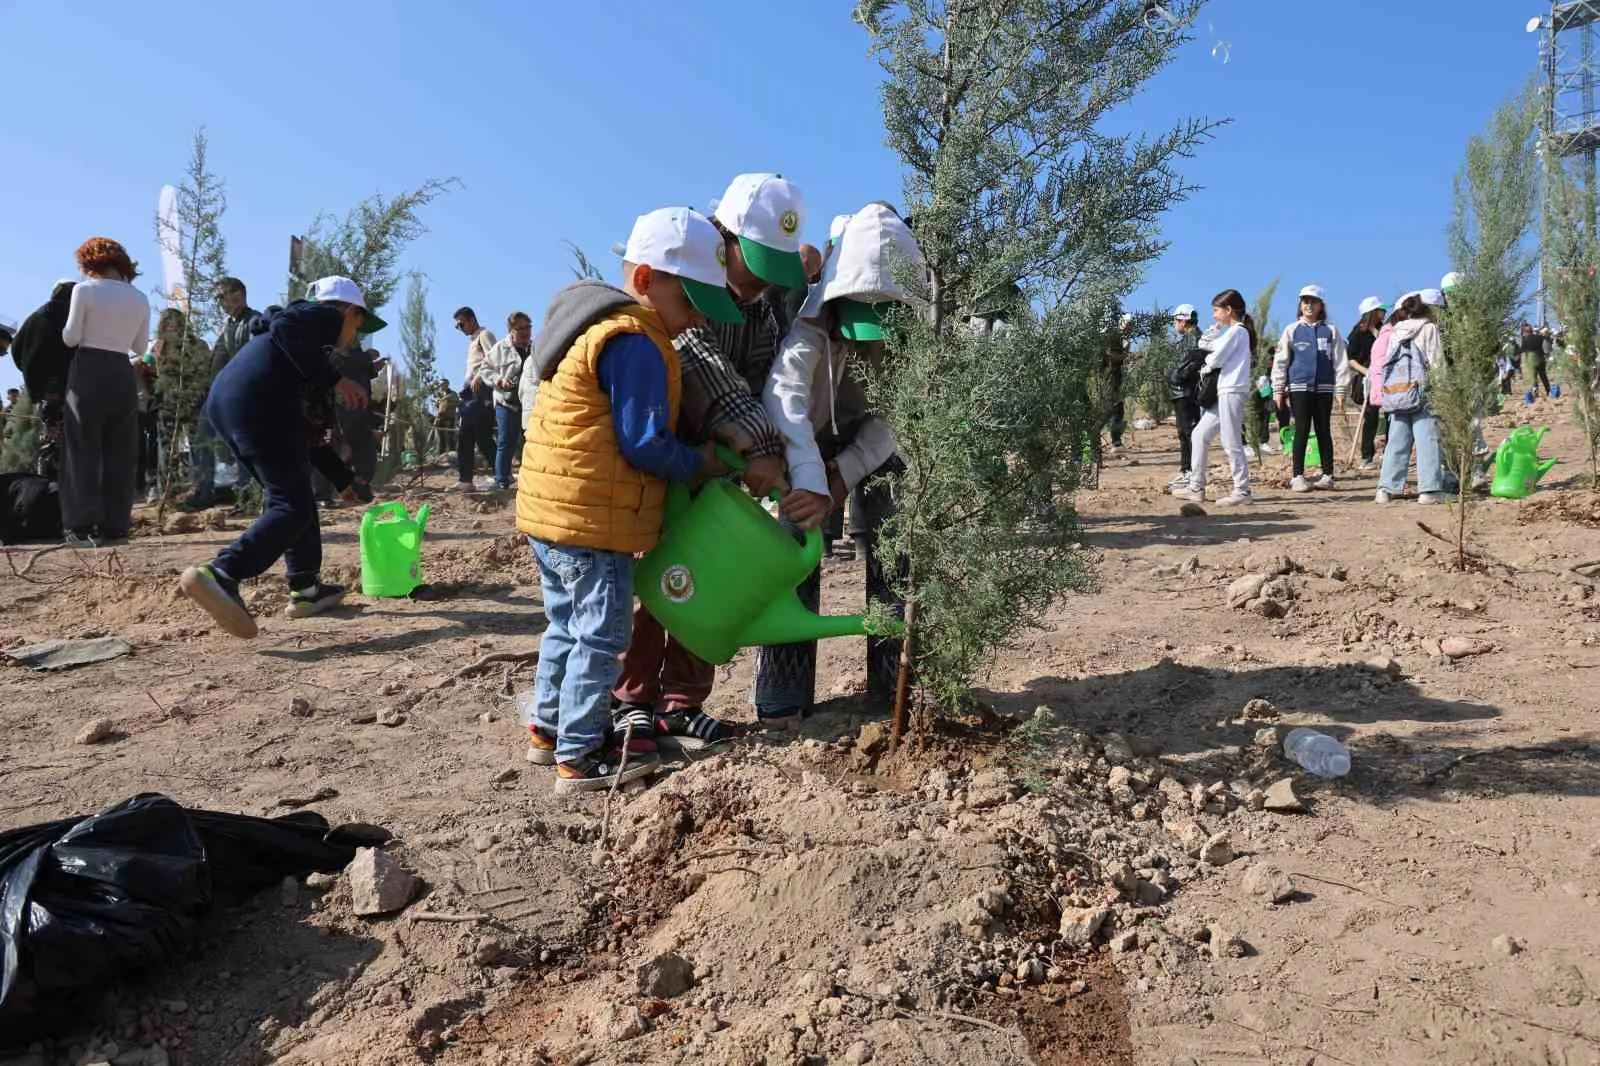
<box><xmin>836</xmin><ymin>299</ymin><xmax>886</xmax><ymax>341</ymax></box>
<box><xmin>736</xmin><ymin>235</ymin><xmax>808</xmax><ymax>290</ymax></box>
<box><xmin>361</xmin><ymin>309</ymin><xmax>388</xmax><ymax>334</ymax></box>
<box><xmin>680</xmin><ymin>277</ymin><xmax>743</xmax><ymax>324</ymax></box>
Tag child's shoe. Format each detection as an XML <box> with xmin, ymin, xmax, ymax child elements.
<box><xmin>526</xmin><ymin>725</ymin><xmax>557</xmax><ymax>766</ymax></box>
<box><xmin>553</xmin><ymin>747</ymin><xmax>660</xmax><ymax>794</ymax></box>
<box><xmin>180</xmin><ymin>564</ymin><xmax>258</xmax><ymax>639</ymax></box>
<box><xmin>286</xmin><ymin>582</ymin><xmax>348</xmax><ymax>619</ymax></box>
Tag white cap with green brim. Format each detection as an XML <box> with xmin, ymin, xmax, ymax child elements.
<box><xmin>713</xmin><ymin>173</ymin><xmax>808</xmax><ymax>290</ymax></box>
<box><xmin>1357</xmin><ymin>296</ymin><xmax>1387</xmax><ymax>315</ymax></box>
<box><xmin>1441</xmin><ymin>271</ymin><xmax>1464</xmax><ymax>293</ymax></box>
<box><xmin>623</xmin><ymin>207</ymin><xmax>742</xmax><ymax>324</ymax></box>
<box><xmin>309</xmin><ymin>276</ymin><xmax>386</xmax><ymax>333</ymax></box>
<box><xmin>797</xmin><ymin>203</ymin><xmax>926</xmax><ymax>323</ymax></box>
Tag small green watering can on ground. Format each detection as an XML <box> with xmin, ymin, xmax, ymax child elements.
<box><xmin>360</xmin><ymin>502</ymin><xmax>431</xmax><ymax>597</ymax></box>
<box><xmin>634</xmin><ymin>449</ymin><xmax>902</xmax><ymax>665</ymax></box>
<box><xmin>1490</xmin><ymin>426</ymin><xmax>1557</xmax><ymax>500</ymax></box>
<box><xmin>1278</xmin><ymin>424</ymin><xmax>1321</xmax><ymax>469</ymax></box>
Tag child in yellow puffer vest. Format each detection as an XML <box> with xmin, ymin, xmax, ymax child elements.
<box><xmin>515</xmin><ymin>207</ymin><xmax>739</xmax><ymax>794</ymax></box>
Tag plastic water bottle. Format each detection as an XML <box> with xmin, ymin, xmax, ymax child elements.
<box><xmin>1283</xmin><ymin>728</ymin><xmax>1351</xmax><ymax>779</ymax></box>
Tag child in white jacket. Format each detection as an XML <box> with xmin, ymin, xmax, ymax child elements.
<box><xmin>1177</xmin><ymin>289</ymin><xmax>1258</xmax><ymax>506</ymax></box>
<box><xmin>755</xmin><ymin>203</ymin><xmax>925</xmax><ymax>730</ymax></box>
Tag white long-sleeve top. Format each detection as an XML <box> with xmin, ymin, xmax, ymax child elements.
<box><xmin>62</xmin><ymin>277</ymin><xmax>150</xmax><ymax>355</ymax></box>
<box><xmin>1201</xmin><ymin>322</ymin><xmax>1254</xmax><ymax>394</ymax></box>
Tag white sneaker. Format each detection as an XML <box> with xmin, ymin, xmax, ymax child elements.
<box><xmin>1417</xmin><ymin>492</ymin><xmax>1449</xmax><ymax>505</ymax></box>
<box><xmin>1262</xmin><ymin>441</ymin><xmax>1280</xmax><ymax>454</ymax></box>
<box><xmin>1316</xmin><ymin>475</ymin><xmax>1335</xmax><ymax>489</ymax></box>
<box><xmin>1217</xmin><ymin>491</ymin><xmax>1254</xmax><ymax>506</ymax></box>
<box><xmin>1290</xmin><ymin>476</ymin><xmax>1312</xmax><ymax>493</ymax></box>
<box><xmin>1374</xmin><ymin>489</ymin><xmax>1393</xmax><ymax>504</ymax></box>
<box><xmin>1167</xmin><ymin>470</ymin><xmax>1189</xmax><ymax>487</ymax></box>
<box><xmin>1358</xmin><ymin>460</ymin><xmax>1376</xmax><ymax>473</ymax></box>
<box><xmin>1174</xmin><ymin>488</ymin><xmax>1206</xmax><ymax>503</ymax></box>
<box><xmin>451</xmin><ymin>480</ymin><xmax>474</xmax><ymax>492</ymax></box>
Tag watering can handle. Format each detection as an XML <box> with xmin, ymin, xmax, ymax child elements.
<box><xmin>713</xmin><ymin>444</ymin><xmax>748</xmax><ymax>473</ymax></box>
<box><xmin>713</xmin><ymin>444</ymin><xmax>821</xmax><ymax>566</ymax></box>
<box><xmin>361</xmin><ymin>502</ymin><xmax>407</xmax><ymax>532</ymax></box>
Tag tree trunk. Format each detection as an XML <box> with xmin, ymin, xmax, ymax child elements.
<box><xmin>889</xmin><ymin>593</ymin><xmax>918</xmax><ymax>753</ymax></box>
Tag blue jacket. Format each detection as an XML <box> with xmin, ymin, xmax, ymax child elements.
<box><xmin>205</xmin><ymin>301</ymin><xmax>344</xmax><ymax>448</ymax></box>
<box><xmin>1271</xmin><ymin>320</ymin><xmax>1347</xmax><ymax>396</ymax></box>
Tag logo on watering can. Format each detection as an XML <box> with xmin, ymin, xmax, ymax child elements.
<box><xmin>660</xmin><ymin>564</ymin><xmax>695</xmax><ymax>603</ymax></box>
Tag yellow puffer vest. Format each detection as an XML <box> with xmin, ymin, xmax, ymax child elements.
<box><xmin>516</xmin><ymin>307</ymin><xmax>681</xmax><ymax>554</ymax></box>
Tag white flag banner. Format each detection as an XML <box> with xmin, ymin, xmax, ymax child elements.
<box><xmin>157</xmin><ymin>184</ymin><xmax>187</xmax><ymax>310</ymax></box>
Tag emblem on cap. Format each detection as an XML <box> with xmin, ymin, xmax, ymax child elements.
<box><xmin>661</xmin><ymin>565</ymin><xmax>695</xmax><ymax>603</ymax></box>
<box><xmin>716</xmin><ymin>242</ymin><xmax>727</xmax><ymax>266</ymax></box>
<box><xmin>780</xmin><ymin>211</ymin><xmax>799</xmax><ymax>236</ymax></box>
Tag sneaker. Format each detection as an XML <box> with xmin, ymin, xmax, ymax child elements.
<box><xmin>553</xmin><ymin>748</ymin><xmax>660</xmax><ymax>794</ymax></box>
<box><xmin>1261</xmin><ymin>441</ymin><xmax>1280</xmax><ymax>454</ymax></box>
<box><xmin>1217</xmin><ymin>491</ymin><xmax>1254</xmax><ymax>506</ymax></box>
<box><xmin>1315</xmin><ymin>475</ymin><xmax>1335</xmax><ymax>489</ymax></box>
<box><xmin>1374</xmin><ymin>489</ymin><xmax>1394</xmax><ymax>504</ymax></box>
<box><xmin>1108</xmin><ymin>445</ymin><xmax>1124</xmax><ymax>458</ymax></box>
<box><xmin>1417</xmin><ymin>492</ymin><xmax>1450</xmax><ymax>505</ymax></box>
<box><xmin>659</xmin><ymin>708</ymin><xmax>740</xmax><ymax>751</ymax></box>
<box><xmin>1174</xmin><ymin>488</ymin><xmax>1206</xmax><ymax>503</ymax></box>
<box><xmin>286</xmin><ymin>582</ymin><xmax>348</xmax><ymax>619</ymax></box>
<box><xmin>450</xmin><ymin>481</ymin><xmax>475</xmax><ymax>492</ymax></box>
<box><xmin>180</xmin><ymin>564</ymin><xmax>258</xmax><ymax>639</ymax></box>
<box><xmin>526</xmin><ymin>725</ymin><xmax>557</xmax><ymax>766</ymax></box>
<box><xmin>64</xmin><ymin>529</ymin><xmax>99</xmax><ymax>549</ymax></box>
<box><xmin>1358</xmin><ymin>460</ymin><xmax>1376</xmax><ymax>472</ymax></box>
<box><xmin>178</xmin><ymin>493</ymin><xmax>217</xmax><ymax>513</ymax></box>
<box><xmin>755</xmin><ymin>706</ymin><xmax>804</xmax><ymax>734</ymax></box>
<box><xmin>611</xmin><ymin>702</ymin><xmax>660</xmax><ymax>757</ymax></box>
<box><xmin>1290</xmin><ymin>476</ymin><xmax>1312</xmax><ymax>493</ymax></box>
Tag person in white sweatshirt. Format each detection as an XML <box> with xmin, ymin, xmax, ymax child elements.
<box><xmin>1176</xmin><ymin>288</ymin><xmax>1257</xmax><ymax>506</ymax></box>
<box><xmin>1270</xmin><ymin>284</ymin><xmax>1349</xmax><ymax>491</ymax></box>
<box><xmin>59</xmin><ymin>237</ymin><xmax>150</xmax><ymax>547</ymax></box>
<box><xmin>1375</xmin><ymin>290</ymin><xmax>1449</xmax><ymax>504</ymax></box>
<box><xmin>754</xmin><ymin>202</ymin><xmax>924</xmax><ymax>730</ymax></box>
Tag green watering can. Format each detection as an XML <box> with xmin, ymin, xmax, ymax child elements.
<box><xmin>1278</xmin><ymin>424</ymin><xmax>1321</xmax><ymax>469</ymax></box>
<box><xmin>634</xmin><ymin>449</ymin><xmax>901</xmax><ymax>665</ymax></box>
<box><xmin>1490</xmin><ymin>426</ymin><xmax>1557</xmax><ymax>500</ymax></box>
<box><xmin>360</xmin><ymin>502</ymin><xmax>431</xmax><ymax>597</ymax></box>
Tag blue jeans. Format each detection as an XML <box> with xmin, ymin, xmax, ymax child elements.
<box><xmin>494</xmin><ymin>404</ymin><xmax>522</xmax><ymax>488</ymax></box>
<box><xmin>1379</xmin><ymin>408</ymin><xmax>1443</xmax><ymax>495</ymax></box>
<box><xmin>190</xmin><ymin>411</ymin><xmax>217</xmax><ymax>497</ymax></box>
<box><xmin>529</xmin><ymin>539</ymin><xmax>635</xmax><ymax>762</ymax></box>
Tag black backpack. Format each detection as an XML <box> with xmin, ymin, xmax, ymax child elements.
<box><xmin>0</xmin><ymin>474</ymin><xmax>62</xmax><ymax>545</ymax></box>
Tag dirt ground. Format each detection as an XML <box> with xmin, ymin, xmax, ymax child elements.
<box><xmin>3</xmin><ymin>393</ymin><xmax>1599</xmax><ymax>1066</ymax></box>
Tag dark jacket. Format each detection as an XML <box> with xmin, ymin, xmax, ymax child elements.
<box><xmin>1347</xmin><ymin>324</ymin><xmax>1376</xmax><ymax>403</ymax></box>
<box><xmin>210</xmin><ymin>306</ymin><xmax>260</xmax><ymax>381</ymax></box>
<box><xmin>10</xmin><ymin>287</ymin><xmax>76</xmax><ymax>399</ymax></box>
<box><xmin>1168</xmin><ymin>329</ymin><xmax>1205</xmax><ymax>401</ymax></box>
<box><xmin>204</xmin><ymin>301</ymin><xmax>344</xmax><ymax>446</ymax></box>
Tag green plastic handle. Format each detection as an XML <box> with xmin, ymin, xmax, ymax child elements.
<box><xmin>714</xmin><ymin>444</ymin><xmax>748</xmax><ymax>473</ymax></box>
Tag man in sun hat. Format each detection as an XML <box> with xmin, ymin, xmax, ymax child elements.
<box><xmin>178</xmin><ymin>276</ymin><xmax>377</xmax><ymax>640</ymax></box>
<box><xmin>517</xmin><ymin>206</ymin><xmax>737</xmax><ymax>792</ymax></box>
<box><xmin>610</xmin><ymin>174</ymin><xmax>806</xmax><ymax>755</ymax></box>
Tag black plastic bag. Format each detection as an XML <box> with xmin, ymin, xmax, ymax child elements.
<box><xmin>0</xmin><ymin>793</ymin><xmax>388</xmax><ymax>1037</ymax></box>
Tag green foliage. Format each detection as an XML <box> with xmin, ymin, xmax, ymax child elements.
<box><xmin>397</xmin><ymin>272</ymin><xmax>440</xmax><ymax>461</ymax></box>
<box><xmin>1547</xmin><ymin>161</ymin><xmax>1600</xmax><ymax>485</ymax></box>
<box><xmin>1438</xmin><ymin>86</ymin><xmax>1538</xmax><ymax>565</ymax></box>
<box><xmin>1123</xmin><ymin>308</ymin><xmax>1179</xmax><ymax>424</ymax></box>
<box><xmin>858</xmin><ymin>0</ymin><xmax>1217</xmax><ymax>709</ymax></box>
<box><xmin>1245</xmin><ymin>278</ymin><xmax>1282</xmax><ymax>451</ymax></box>
<box><xmin>291</xmin><ymin>178</ymin><xmax>460</xmax><ymax>311</ymax></box>
<box><xmin>1</xmin><ymin>389</ymin><xmax>40</xmax><ymax>474</ymax></box>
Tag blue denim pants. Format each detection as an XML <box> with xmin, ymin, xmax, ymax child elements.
<box><xmin>1378</xmin><ymin>407</ymin><xmax>1443</xmax><ymax>495</ymax></box>
<box><xmin>494</xmin><ymin>404</ymin><xmax>522</xmax><ymax>488</ymax></box>
<box><xmin>528</xmin><ymin>539</ymin><xmax>635</xmax><ymax>762</ymax></box>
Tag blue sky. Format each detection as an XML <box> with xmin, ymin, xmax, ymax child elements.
<box><xmin>0</xmin><ymin>0</ymin><xmax>1545</xmax><ymax>396</ymax></box>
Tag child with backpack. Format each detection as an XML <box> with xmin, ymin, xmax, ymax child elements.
<box><xmin>1374</xmin><ymin>290</ymin><xmax>1448</xmax><ymax>505</ymax></box>
<box><xmin>1271</xmin><ymin>284</ymin><xmax>1348</xmax><ymax>492</ymax></box>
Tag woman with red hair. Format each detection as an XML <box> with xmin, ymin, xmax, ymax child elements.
<box><xmin>60</xmin><ymin>237</ymin><xmax>150</xmax><ymax>546</ymax></box>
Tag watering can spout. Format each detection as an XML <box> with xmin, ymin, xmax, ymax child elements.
<box><xmin>1534</xmin><ymin>457</ymin><xmax>1558</xmax><ymax>483</ymax></box>
<box><xmin>739</xmin><ymin>595</ymin><xmax>885</xmax><ymax>650</ymax></box>
<box><xmin>1532</xmin><ymin>426</ymin><xmax>1550</xmax><ymax>449</ymax></box>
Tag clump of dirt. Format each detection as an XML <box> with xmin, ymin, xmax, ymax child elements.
<box><xmin>1517</xmin><ymin>490</ymin><xmax>1600</xmax><ymax>528</ymax></box>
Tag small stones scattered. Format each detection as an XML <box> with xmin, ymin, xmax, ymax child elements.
<box><xmin>74</xmin><ymin>717</ymin><xmax>117</xmax><ymax>745</ymax></box>
<box><xmin>606</xmin><ymin>1004</ymin><xmax>648</xmax><ymax>1041</ymax></box>
<box><xmin>305</xmin><ymin>871</ymin><xmax>339</xmax><ymax>891</ymax></box>
<box><xmin>1239</xmin><ymin>698</ymin><xmax>1278</xmax><ymax>721</ymax></box>
<box><xmin>975</xmin><ymin>886</ymin><xmax>1010</xmax><ymax>917</ymax></box>
<box><xmin>1491</xmin><ymin>934</ymin><xmax>1525</xmax><ymax>957</ymax></box>
<box><xmin>856</xmin><ymin>722</ymin><xmax>889</xmax><ymax>755</ymax></box>
<box><xmin>490</xmin><ymin>767</ymin><xmax>518</xmax><ymax>786</ymax></box>
<box><xmin>1016</xmin><ymin>958</ymin><xmax>1047</xmax><ymax>985</ymax></box>
<box><xmin>1227</xmin><ymin>574</ymin><xmax>1270</xmax><ymax>609</ymax></box>
<box><xmin>843</xmin><ymin>1040</ymin><xmax>875</xmax><ymax>1065</ymax></box>
<box><xmin>1101</xmin><ymin>733</ymin><xmax>1135</xmax><ymax>765</ymax></box>
<box><xmin>1245</xmin><ymin>788</ymin><xmax>1267</xmax><ymax>811</ymax></box>
<box><xmin>349</xmin><ymin>847</ymin><xmax>419</xmax><ymax>916</ymax></box>
<box><xmin>1240</xmin><ymin>862</ymin><xmax>1297</xmax><ymax>904</ymax></box>
<box><xmin>1262</xmin><ymin>778</ymin><xmax>1306</xmax><ymax>814</ymax></box>
<box><xmin>1253</xmin><ymin>727</ymin><xmax>1279</xmax><ymax>750</ymax></box>
<box><xmin>376</xmin><ymin>709</ymin><xmax>406</xmax><ymax>728</ymax></box>
<box><xmin>1205</xmin><ymin>926</ymin><xmax>1247</xmax><ymax>959</ymax></box>
<box><xmin>477</xmin><ymin>711</ymin><xmax>499</xmax><ymax>724</ymax></box>
<box><xmin>1109</xmin><ymin>929</ymin><xmax>1141</xmax><ymax>954</ymax></box>
<box><xmin>1326</xmin><ymin>563</ymin><xmax>1348</xmax><ymax>581</ymax></box>
<box><xmin>288</xmin><ymin>696</ymin><xmax>314</xmax><ymax>718</ymax></box>
<box><xmin>637</xmin><ymin>952</ymin><xmax>696</xmax><ymax>999</ymax></box>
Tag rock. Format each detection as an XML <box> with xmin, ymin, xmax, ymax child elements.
<box><xmin>349</xmin><ymin>710</ymin><xmax>378</xmax><ymax>725</ymax></box>
<box><xmin>1245</xmin><ymin>788</ymin><xmax>1266</xmax><ymax>811</ymax></box>
<box><xmin>1240</xmin><ymin>698</ymin><xmax>1277</xmax><ymax>721</ymax></box>
<box><xmin>477</xmin><ymin>711</ymin><xmax>498</xmax><ymax>724</ymax></box>
<box><xmin>843</xmin><ymin>1041</ymin><xmax>875</xmax><ymax>1065</ymax></box>
<box><xmin>1179</xmin><ymin>502</ymin><xmax>1207</xmax><ymax>517</ymax></box>
<box><xmin>1491</xmin><ymin>934</ymin><xmax>1524</xmax><ymax>957</ymax></box>
<box><xmin>1107</xmin><ymin>859</ymin><xmax>1140</xmax><ymax>895</ymax></box>
<box><xmin>1200</xmin><ymin>832</ymin><xmax>1236</xmax><ymax>867</ymax></box>
<box><xmin>1262</xmin><ymin>778</ymin><xmax>1305</xmax><ymax>813</ymax></box>
<box><xmin>305</xmin><ymin>871</ymin><xmax>338</xmax><ymax>891</ymax></box>
<box><xmin>606</xmin><ymin>1004</ymin><xmax>647</xmax><ymax>1041</ymax></box>
<box><xmin>1364</xmin><ymin>657</ymin><xmax>1402</xmax><ymax>680</ymax></box>
<box><xmin>1543</xmin><ymin>963</ymin><xmax>1588</xmax><ymax>1007</ymax></box>
<box><xmin>74</xmin><ymin>718</ymin><xmax>117</xmax><ymax>745</ymax></box>
<box><xmin>975</xmin><ymin>886</ymin><xmax>1010</xmax><ymax>916</ymax></box>
<box><xmin>1441</xmin><ymin>636</ymin><xmax>1493</xmax><ymax>660</ymax></box>
<box><xmin>700</xmin><ymin>1012</ymin><xmax>728</xmax><ymax>1034</ymax></box>
<box><xmin>1135</xmin><ymin>878</ymin><xmax>1167</xmax><ymax>905</ymax></box>
<box><xmin>1260</xmin><ymin>577</ymin><xmax>1295</xmax><ymax>604</ymax></box>
<box><xmin>474</xmin><ymin>938</ymin><xmax>507</xmax><ymax>967</ymax></box>
<box><xmin>1251</xmin><ymin>597</ymin><xmax>1287</xmax><ymax>619</ymax></box>
<box><xmin>637</xmin><ymin>952</ymin><xmax>696</xmax><ymax>999</ymax></box>
<box><xmin>1326</xmin><ymin>563</ymin><xmax>1348</xmax><ymax>581</ymax></box>
<box><xmin>1206</xmin><ymin>926</ymin><xmax>1247</xmax><ymax>959</ymax></box>
<box><xmin>1101</xmin><ymin>732</ymin><xmax>1135</xmax><ymax>764</ymax></box>
<box><xmin>856</xmin><ymin>722</ymin><xmax>889</xmax><ymax>755</ymax></box>
<box><xmin>1240</xmin><ymin>862</ymin><xmax>1296</xmax><ymax>904</ymax></box>
<box><xmin>490</xmin><ymin>767</ymin><xmax>518</xmax><ymax>786</ymax></box>
<box><xmin>1110</xmin><ymin>929</ymin><xmax>1141</xmax><ymax>954</ymax></box>
<box><xmin>279</xmin><ymin>876</ymin><xmax>298</xmax><ymax>907</ymax></box>
<box><xmin>1253</xmin><ymin>727</ymin><xmax>1279</xmax><ymax>750</ymax></box>
<box><xmin>1016</xmin><ymin>958</ymin><xmax>1047</xmax><ymax>985</ymax></box>
<box><xmin>471</xmin><ymin>831</ymin><xmax>497</xmax><ymax>853</ymax></box>
<box><xmin>1227</xmin><ymin>574</ymin><xmax>1270</xmax><ymax>609</ymax></box>
<box><xmin>349</xmin><ymin>847</ymin><xmax>419</xmax><ymax>916</ymax></box>
<box><xmin>1068</xmin><ymin>979</ymin><xmax>1088</xmax><ymax>996</ymax></box>
<box><xmin>1058</xmin><ymin>906</ymin><xmax>1110</xmax><ymax>947</ymax></box>
<box><xmin>288</xmin><ymin>696</ymin><xmax>314</xmax><ymax>718</ymax></box>
<box><xmin>1168</xmin><ymin>817</ymin><xmax>1208</xmax><ymax>858</ymax></box>
<box><xmin>376</xmin><ymin>709</ymin><xmax>406</xmax><ymax>727</ymax></box>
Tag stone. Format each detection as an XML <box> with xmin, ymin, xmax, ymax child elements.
<box><xmin>843</xmin><ymin>1041</ymin><xmax>875</xmax><ymax>1065</ymax></box>
<box><xmin>1325</xmin><ymin>563</ymin><xmax>1348</xmax><ymax>581</ymax></box>
<box><xmin>1206</xmin><ymin>926</ymin><xmax>1247</xmax><ymax>959</ymax></box>
<box><xmin>477</xmin><ymin>711</ymin><xmax>498</xmax><ymax>724</ymax></box>
<box><xmin>1016</xmin><ymin>958</ymin><xmax>1047</xmax><ymax>985</ymax></box>
<box><xmin>1168</xmin><ymin>818</ymin><xmax>1208</xmax><ymax>858</ymax></box>
<box><xmin>349</xmin><ymin>847</ymin><xmax>419</xmax><ymax>916</ymax></box>
<box><xmin>305</xmin><ymin>872</ymin><xmax>338</xmax><ymax>891</ymax></box>
<box><xmin>474</xmin><ymin>938</ymin><xmax>507</xmax><ymax>967</ymax></box>
<box><xmin>376</xmin><ymin>709</ymin><xmax>406</xmax><ymax>727</ymax></box>
<box><xmin>288</xmin><ymin>696</ymin><xmax>314</xmax><ymax>718</ymax></box>
<box><xmin>1110</xmin><ymin>929</ymin><xmax>1141</xmax><ymax>954</ymax></box>
<box><xmin>1227</xmin><ymin>574</ymin><xmax>1270</xmax><ymax>609</ymax></box>
<box><xmin>856</xmin><ymin>722</ymin><xmax>889</xmax><ymax>755</ymax></box>
<box><xmin>637</xmin><ymin>952</ymin><xmax>696</xmax><ymax>999</ymax></box>
<box><xmin>1240</xmin><ymin>698</ymin><xmax>1278</xmax><ymax>721</ymax></box>
<box><xmin>1058</xmin><ymin>906</ymin><xmax>1110</xmax><ymax>947</ymax></box>
<box><xmin>1135</xmin><ymin>878</ymin><xmax>1167</xmax><ymax>906</ymax></box>
<box><xmin>1491</xmin><ymin>934</ymin><xmax>1524</xmax><ymax>957</ymax></box>
<box><xmin>1240</xmin><ymin>862</ymin><xmax>1296</xmax><ymax>904</ymax></box>
<box><xmin>1263</xmin><ymin>553</ymin><xmax>1298</xmax><ymax>576</ymax></box>
<box><xmin>1441</xmin><ymin>636</ymin><xmax>1493</xmax><ymax>660</ymax></box>
<box><xmin>1364</xmin><ymin>657</ymin><xmax>1402</xmax><ymax>680</ymax></box>
<box><xmin>74</xmin><ymin>718</ymin><xmax>117</xmax><ymax>745</ymax></box>
<box><xmin>1179</xmin><ymin>503</ymin><xmax>1207</xmax><ymax>517</ymax></box>
<box><xmin>606</xmin><ymin>1004</ymin><xmax>647</xmax><ymax>1041</ymax></box>
<box><xmin>1101</xmin><ymin>733</ymin><xmax>1135</xmax><ymax>764</ymax></box>
<box><xmin>1262</xmin><ymin>778</ymin><xmax>1305</xmax><ymax>814</ymax></box>
<box><xmin>1200</xmin><ymin>832</ymin><xmax>1236</xmax><ymax>867</ymax></box>
<box><xmin>1260</xmin><ymin>577</ymin><xmax>1295</xmax><ymax>604</ymax></box>
<box><xmin>472</xmin><ymin>831</ymin><xmax>497</xmax><ymax>853</ymax></box>
<box><xmin>1245</xmin><ymin>788</ymin><xmax>1266</xmax><ymax>811</ymax></box>
<box><xmin>1068</xmin><ymin>979</ymin><xmax>1089</xmax><ymax>995</ymax></box>
<box><xmin>975</xmin><ymin>886</ymin><xmax>1010</xmax><ymax>916</ymax></box>
<box><xmin>1251</xmin><ymin>597</ymin><xmax>1287</xmax><ymax>619</ymax></box>
<box><xmin>1253</xmin><ymin>727</ymin><xmax>1279</xmax><ymax>750</ymax></box>
<box><xmin>490</xmin><ymin>767</ymin><xmax>518</xmax><ymax>786</ymax></box>
<box><xmin>349</xmin><ymin>710</ymin><xmax>378</xmax><ymax>725</ymax></box>
<box><xmin>700</xmin><ymin>1012</ymin><xmax>728</xmax><ymax>1033</ymax></box>
<box><xmin>1107</xmin><ymin>859</ymin><xmax>1140</xmax><ymax>895</ymax></box>
<box><xmin>1543</xmin><ymin>963</ymin><xmax>1588</xmax><ymax>1007</ymax></box>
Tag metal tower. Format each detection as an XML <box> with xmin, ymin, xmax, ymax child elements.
<box><xmin>1539</xmin><ymin>2</ymin><xmax>1600</xmax><ymax>323</ymax></box>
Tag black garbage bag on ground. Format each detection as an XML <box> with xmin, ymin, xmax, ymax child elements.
<box><xmin>0</xmin><ymin>473</ymin><xmax>62</xmax><ymax>545</ymax></box>
<box><xmin>0</xmin><ymin>793</ymin><xmax>389</xmax><ymax>1038</ymax></box>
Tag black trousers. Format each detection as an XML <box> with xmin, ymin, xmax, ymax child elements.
<box><xmin>1359</xmin><ymin>400</ymin><xmax>1382</xmax><ymax>462</ymax></box>
<box><xmin>455</xmin><ymin>397</ymin><xmax>497</xmax><ymax>483</ymax></box>
<box><xmin>1532</xmin><ymin>359</ymin><xmax>1552</xmax><ymax>397</ymax></box>
<box><xmin>1174</xmin><ymin>397</ymin><xmax>1200</xmax><ymax>473</ymax></box>
<box><xmin>1289</xmin><ymin>391</ymin><xmax>1335</xmax><ymax>477</ymax></box>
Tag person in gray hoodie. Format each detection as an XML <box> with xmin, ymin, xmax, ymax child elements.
<box><xmin>1375</xmin><ymin>290</ymin><xmax>1449</xmax><ymax>504</ymax></box>
<box><xmin>753</xmin><ymin>203</ymin><xmax>925</xmax><ymax>731</ymax></box>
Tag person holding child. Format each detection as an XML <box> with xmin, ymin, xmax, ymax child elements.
<box><xmin>517</xmin><ymin>207</ymin><xmax>739</xmax><ymax>792</ymax></box>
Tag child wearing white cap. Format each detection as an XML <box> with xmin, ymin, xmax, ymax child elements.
<box><xmin>516</xmin><ymin>206</ymin><xmax>736</xmax><ymax>792</ymax></box>
<box><xmin>1347</xmin><ymin>296</ymin><xmax>1389</xmax><ymax>469</ymax></box>
<box><xmin>1270</xmin><ymin>284</ymin><xmax>1348</xmax><ymax>491</ymax></box>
